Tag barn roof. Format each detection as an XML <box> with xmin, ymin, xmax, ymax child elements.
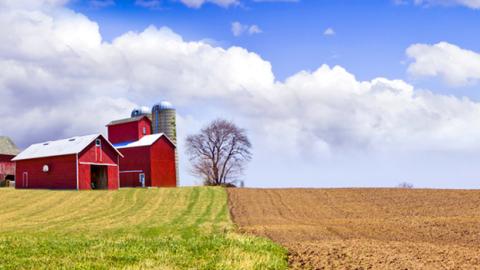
<box><xmin>114</xmin><ymin>133</ymin><xmax>176</xmax><ymax>149</ymax></box>
<box><xmin>0</xmin><ymin>136</ymin><xmax>20</xmax><ymax>156</ymax></box>
<box><xmin>12</xmin><ymin>134</ymin><xmax>123</xmax><ymax>161</ymax></box>
<box><xmin>106</xmin><ymin>115</ymin><xmax>151</xmax><ymax>126</ymax></box>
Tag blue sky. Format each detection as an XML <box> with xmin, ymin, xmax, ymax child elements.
<box><xmin>2</xmin><ymin>0</ymin><xmax>480</xmax><ymax>188</ymax></box>
<box><xmin>69</xmin><ymin>0</ymin><xmax>480</xmax><ymax>98</ymax></box>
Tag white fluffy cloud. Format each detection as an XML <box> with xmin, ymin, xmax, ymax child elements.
<box><xmin>1</xmin><ymin>1</ymin><xmax>480</xmax><ymax>180</ymax></box>
<box><xmin>135</xmin><ymin>0</ymin><xmax>161</xmax><ymax>8</ymax></box>
<box><xmin>180</xmin><ymin>0</ymin><xmax>239</xmax><ymax>8</ymax></box>
<box><xmin>135</xmin><ymin>0</ymin><xmax>240</xmax><ymax>8</ymax></box>
<box><xmin>231</xmin><ymin>21</ymin><xmax>262</xmax><ymax>36</ymax></box>
<box><xmin>323</xmin><ymin>27</ymin><xmax>335</xmax><ymax>36</ymax></box>
<box><xmin>406</xmin><ymin>42</ymin><xmax>480</xmax><ymax>86</ymax></box>
<box><xmin>397</xmin><ymin>0</ymin><xmax>480</xmax><ymax>8</ymax></box>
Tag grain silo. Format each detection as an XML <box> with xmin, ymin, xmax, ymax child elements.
<box><xmin>152</xmin><ymin>101</ymin><xmax>178</xmax><ymax>185</ymax></box>
<box><xmin>152</xmin><ymin>101</ymin><xmax>176</xmax><ymax>141</ymax></box>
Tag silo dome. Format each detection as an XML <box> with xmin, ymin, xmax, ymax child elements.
<box><xmin>153</xmin><ymin>101</ymin><xmax>174</xmax><ymax>111</ymax></box>
<box><xmin>131</xmin><ymin>106</ymin><xmax>151</xmax><ymax>118</ymax></box>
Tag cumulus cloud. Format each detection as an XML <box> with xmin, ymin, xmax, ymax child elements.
<box><xmin>323</xmin><ymin>27</ymin><xmax>335</xmax><ymax>36</ymax></box>
<box><xmin>0</xmin><ymin>0</ymin><xmax>68</xmax><ymax>9</ymax></box>
<box><xmin>231</xmin><ymin>21</ymin><xmax>262</xmax><ymax>36</ymax></box>
<box><xmin>178</xmin><ymin>0</ymin><xmax>239</xmax><ymax>8</ymax></box>
<box><xmin>406</xmin><ymin>42</ymin><xmax>480</xmax><ymax>86</ymax></box>
<box><xmin>1</xmin><ymin>1</ymin><xmax>480</xmax><ymax>167</ymax></box>
<box><xmin>135</xmin><ymin>0</ymin><xmax>161</xmax><ymax>8</ymax></box>
<box><xmin>89</xmin><ymin>0</ymin><xmax>115</xmax><ymax>8</ymax></box>
<box><xmin>397</xmin><ymin>0</ymin><xmax>480</xmax><ymax>9</ymax></box>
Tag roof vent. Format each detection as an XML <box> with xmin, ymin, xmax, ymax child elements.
<box><xmin>68</xmin><ymin>138</ymin><xmax>76</xmax><ymax>141</ymax></box>
<box><xmin>43</xmin><ymin>143</ymin><xmax>49</xmax><ymax>146</ymax></box>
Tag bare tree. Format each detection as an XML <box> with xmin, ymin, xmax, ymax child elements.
<box><xmin>185</xmin><ymin>119</ymin><xmax>252</xmax><ymax>186</ymax></box>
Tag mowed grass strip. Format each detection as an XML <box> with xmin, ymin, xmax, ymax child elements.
<box><xmin>0</xmin><ymin>187</ymin><xmax>287</xmax><ymax>270</ymax></box>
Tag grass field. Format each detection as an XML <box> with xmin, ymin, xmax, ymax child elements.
<box><xmin>0</xmin><ymin>187</ymin><xmax>287</xmax><ymax>270</ymax></box>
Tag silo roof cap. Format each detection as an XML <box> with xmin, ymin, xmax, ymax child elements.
<box><xmin>153</xmin><ymin>101</ymin><xmax>174</xmax><ymax>110</ymax></box>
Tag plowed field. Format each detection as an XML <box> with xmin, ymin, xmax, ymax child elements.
<box><xmin>228</xmin><ymin>188</ymin><xmax>480</xmax><ymax>269</ymax></box>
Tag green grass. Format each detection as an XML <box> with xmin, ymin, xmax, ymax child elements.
<box><xmin>0</xmin><ymin>187</ymin><xmax>287</xmax><ymax>270</ymax></box>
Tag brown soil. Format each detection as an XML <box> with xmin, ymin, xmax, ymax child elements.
<box><xmin>227</xmin><ymin>188</ymin><xmax>480</xmax><ymax>269</ymax></box>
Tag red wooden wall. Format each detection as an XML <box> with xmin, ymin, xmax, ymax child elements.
<box><xmin>78</xmin><ymin>136</ymin><xmax>120</xmax><ymax>190</ymax></box>
<box><xmin>150</xmin><ymin>137</ymin><xmax>176</xmax><ymax>187</ymax></box>
<box><xmin>77</xmin><ymin>164</ymin><xmax>119</xmax><ymax>190</ymax></box>
<box><xmin>78</xmin><ymin>137</ymin><xmax>118</xmax><ymax>165</ymax></box>
<box><xmin>107</xmin><ymin>117</ymin><xmax>151</xmax><ymax>144</ymax></box>
<box><xmin>15</xmin><ymin>154</ymin><xmax>77</xmax><ymax>189</ymax></box>
<box><xmin>117</xmin><ymin>146</ymin><xmax>150</xmax><ymax>187</ymax></box>
<box><xmin>0</xmin><ymin>154</ymin><xmax>15</xmax><ymax>180</ymax></box>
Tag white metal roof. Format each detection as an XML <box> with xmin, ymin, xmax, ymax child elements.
<box><xmin>114</xmin><ymin>133</ymin><xmax>175</xmax><ymax>149</ymax></box>
<box><xmin>12</xmin><ymin>134</ymin><xmax>123</xmax><ymax>161</ymax></box>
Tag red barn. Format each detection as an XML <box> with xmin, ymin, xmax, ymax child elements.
<box><xmin>0</xmin><ymin>136</ymin><xmax>20</xmax><ymax>186</ymax></box>
<box><xmin>13</xmin><ymin>134</ymin><xmax>123</xmax><ymax>190</ymax></box>
<box><xmin>107</xmin><ymin>116</ymin><xmax>152</xmax><ymax>145</ymax></box>
<box><xmin>107</xmin><ymin>115</ymin><xmax>177</xmax><ymax>188</ymax></box>
<box><xmin>114</xmin><ymin>134</ymin><xmax>176</xmax><ymax>188</ymax></box>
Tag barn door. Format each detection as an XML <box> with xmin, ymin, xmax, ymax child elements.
<box><xmin>22</xmin><ymin>172</ymin><xmax>28</xmax><ymax>188</ymax></box>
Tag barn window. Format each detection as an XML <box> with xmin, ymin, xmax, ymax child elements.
<box><xmin>95</xmin><ymin>139</ymin><xmax>101</xmax><ymax>147</ymax></box>
<box><xmin>142</xmin><ymin>126</ymin><xmax>147</xmax><ymax>135</ymax></box>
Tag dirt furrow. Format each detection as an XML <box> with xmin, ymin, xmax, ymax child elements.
<box><xmin>227</xmin><ymin>188</ymin><xmax>480</xmax><ymax>269</ymax></box>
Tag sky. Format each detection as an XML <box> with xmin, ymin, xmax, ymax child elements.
<box><xmin>1</xmin><ymin>0</ymin><xmax>480</xmax><ymax>188</ymax></box>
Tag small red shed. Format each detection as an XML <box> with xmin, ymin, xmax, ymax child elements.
<box><xmin>0</xmin><ymin>136</ymin><xmax>20</xmax><ymax>185</ymax></box>
<box><xmin>115</xmin><ymin>134</ymin><xmax>176</xmax><ymax>188</ymax></box>
<box><xmin>106</xmin><ymin>116</ymin><xmax>152</xmax><ymax>145</ymax></box>
<box><xmin>13</xmin><ymin>134</ymin><xmax>123</xmax><ymax>190</ymax></box>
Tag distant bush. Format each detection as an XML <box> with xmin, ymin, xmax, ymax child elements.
<box><xmin>397</xmin><ymin>182</ymin><xmax>414</xmax><ymax>189</ymax></box>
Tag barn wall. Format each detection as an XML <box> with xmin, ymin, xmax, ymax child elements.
<box><xmin>78</xmin><ymin>136</ymin><xmax>120</xmax><ymax>190</ymax></box>
<box><xmin>107</xmin><ymin>118</ymin><xmax>151</xmax><ymax>145</ymax></box>
<box><xmin>0</xmin><ymin>154</ymin><xmax>15</xmax><ymax>180</ymax></box>
<box><xmin>78</xmin><ymin>163</ymin><xmax>119</xmax><ymax>190</ymax></box>
<box><xmin>78</xmin><ymin>163</ymin><xmax>91</xmax><ymax>190</ymax></box>
<box><xmin>78</xmin><ymin>137</ymin><xmax>118</xmax><ymax>165</ymax></box>
<box><xmin>118</xmin><ymin>146</ymin><xmax>150</xmax><ymax>187</ymax></box>
<box><xmin>137</xmin><ymin>118</ymin><xmax>152</xmax><ymax>140</ymax></box>
<box><xmin>15</xmin><ymin>155</ymin><xmax>77</xmax><ymax>189</ymax></box>
<box><xmin>150</xmin><ymin>137</ymin><xmax>176</xmax><ymax>187</ymax></box>
<box><xmin>107</xmin><ymin>166</ymin><xmax>119</xmax><ymax>189</ymax></box>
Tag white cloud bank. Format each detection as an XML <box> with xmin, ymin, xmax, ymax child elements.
<box><xmin>407</xmin><ymin>42</ymin><xmax>480</xmax><ymax>86</ymax></box>
<box><xmin>1</xmin><ymin>2</ymin><xmax>480</xmax><ymax>187</ymax></box>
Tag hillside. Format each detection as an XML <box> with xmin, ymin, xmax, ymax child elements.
<box><xmin>228</xmin><ymin>188</ymin><xmax>480</xmax><ymax>269</ymax></box>
<box><xmin>0</xmin><ymin>188</ymin><xmax>286</xmax><ymax>270</ymax></box>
